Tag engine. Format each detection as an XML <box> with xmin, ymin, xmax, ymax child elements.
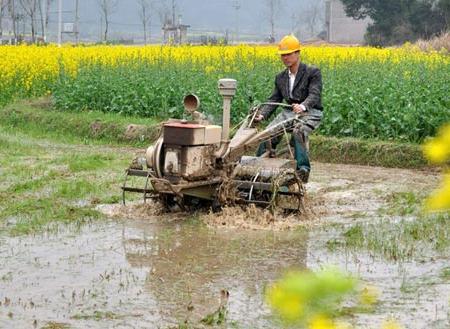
<box><xmin>144</xmin><ymin>79</ymin><xmax>237</xmax><ymax>183</ymax></box>
<box><xmin>159</xmin><ymin>122</ymin><xmax>221</xmax><ymax>181</ymax></box>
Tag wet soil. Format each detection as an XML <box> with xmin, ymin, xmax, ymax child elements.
<box><xmin>105</xmin><ymin>162</ymin><xmax>440</xmax><ymax>230</ymax></box>
<box><xmin>308</xmin><ymin>163</ymin><xmax>439</xmax><ymax>221</ymax></box>
<box><xmin>1</xmin><ymin>162</ymin><xmax>448</xmax><ymax>328</ymax></box>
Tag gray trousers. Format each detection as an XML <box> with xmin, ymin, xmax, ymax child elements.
<box><xmin>257</xmin><ymin>108</ymin><xmax>323</xmax><ymax>170</ymax></box>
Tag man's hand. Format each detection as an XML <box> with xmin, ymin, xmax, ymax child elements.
<box><xmin>292</xmin><ymin>103</ymin><xmax>307</xmax><ymax>114</ymax></box>
<box><xmin>254</xmin><ymin>114</ymin><xmax>264</xmax><ymax>122</ymax></box>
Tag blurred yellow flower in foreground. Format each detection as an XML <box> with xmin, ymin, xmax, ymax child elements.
<box><xmin>425</xmin><ymin>172</ymin><xmax>450</xmax><ymax>211</ymax></box>
<box><xmin>308</xmin><ymin>315</ymin><xmax>353</xmax><ymax>329</ymax></box>
<box><xmin>423</xmin><ymin>124</ymin><xmax>450</xmax><ymax>164</ymax></box>
<box><xmin>267</xmin><ymin>269</ymin><xmax>409</xmax><ymax>328</ymax></box>
<box><xmin>265</xmin><ymin>268</ymin><xmax>356</xmax><ymax>326</ymax></box>
<box><xmin>423</xmin><ymin>123</ymin><xmax>450</xmax><ymax>211</ymax></box>
<box><xmin>266</xmin><ymin>283</ymin><xmax>305</xmax><ymax>321</ymax></box>
<box><xmin>309</xmin><ymin>314</ymin><xmax>337</xmax><ymax>329</ymax></box>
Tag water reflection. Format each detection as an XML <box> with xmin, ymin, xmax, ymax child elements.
<box><xmin>122</xmin><ymin>219</ymin><xmax>309</xmax><ymax>327</ymax></box>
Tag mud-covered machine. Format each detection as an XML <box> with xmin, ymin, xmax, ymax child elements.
<box><xmin>122</xmin><ymin>79</ymin><xmax>306</xmax><ymax>211</ymax></box>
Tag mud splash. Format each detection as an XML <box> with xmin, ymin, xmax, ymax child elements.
<box><xmin>98</xmin><ymin>199</ymin><xmax>322</xmax><ymax>231</ymax></box>
<box><xmin>200</xmin><ymin>204</ymin><xmax>320</xmax><ymax>230</ymax></box>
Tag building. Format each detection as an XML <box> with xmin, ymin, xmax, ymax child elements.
<box><xmin>162</xmin><ymin>16</ymin><xmax>190</xmax><ymax>45</ymax></box>
<box><xmin>325</xmin><ymin>0</ymin><xmax>371</xmax><ymax>44</ymax></box>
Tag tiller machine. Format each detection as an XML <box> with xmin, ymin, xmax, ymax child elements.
<box><xmin>122</xmin><ymin>79</ymin><xmax>306</xmax><ymax>212</ymax></box>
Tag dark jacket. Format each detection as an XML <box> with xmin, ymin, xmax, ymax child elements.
<box><xmin>260</xmin><ymin>62</ymin><xmax>323</xmax><ymax>119</ymax></box>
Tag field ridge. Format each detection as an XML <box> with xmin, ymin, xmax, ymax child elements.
<box><xmin>0</xmin><ymin>100</ymin><xmax>430</xmax><ymax>169</ymax></box>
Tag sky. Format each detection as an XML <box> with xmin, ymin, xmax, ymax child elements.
<box><xmin>18</xmin><ymin>0</ymin><xmax>326</xmax><ymax>43</ymax></box>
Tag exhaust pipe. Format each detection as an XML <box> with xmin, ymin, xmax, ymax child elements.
<box><xmin>218</xmin><ymin>78</ymin><xmax>237</xmax><ymax>142</ymax></box>
<box><xmin>215</xmin><ymin>78</ymin><xmax>237</xmax><ymax>158</ymax></box>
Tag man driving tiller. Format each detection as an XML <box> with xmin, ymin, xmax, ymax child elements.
<box><xmin>254</xmin><ymin>34</ymin><xmax>323</xmax><ymax>183</ymax></box>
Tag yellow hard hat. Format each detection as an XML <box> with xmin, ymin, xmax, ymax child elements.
<box><xmin>277</xmin><ymin>35</ymin><xmax>301</xmax><ymax>55</ymax></box>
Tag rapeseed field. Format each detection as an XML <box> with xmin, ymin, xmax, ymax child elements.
<box><xmin>1</xmin><ymin>44</ymin><xmax>448</xmax><ymax>142</ymax></box>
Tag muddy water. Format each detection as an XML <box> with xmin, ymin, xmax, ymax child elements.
<box><xmin>1</xmin><ymin>219</ymin><xmax>448</xmax><ymax>329</ymax></box>
<box><xmin>0</xmin><ymin>163</ymin><xmax>448</xmax><ymax>328</ymax></box>
<box><xmin>309</xmin><ymin>229</ymin><xmax>450</xmax><ymax>328</ymax></box>
<box><xmin>0</xmin><ymin>220</ymin><xmax>308</xmax><ymax>328</ymax></box>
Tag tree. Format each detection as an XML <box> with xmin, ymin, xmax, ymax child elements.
<box><xmin>137</xmin><ymin>0</ymin><xmax>152</xmax><ymax>44</ymax></box>
<box><xmin>97</xmin><ymin>0</ymin><xmax>118</xmax><ymax>42</ymax></box>
<box><xmin>0</xmin><ymin>0</ymin><xmax>5</xmax><ymax>42</ymax></box>
<box><xmin>155</xmin><ymin>0</ymin><xmax>170</xmax><ymax>25</ymax></box>
<box><xmin>7</xmin><ymin>0</ymin><xmax>15</xmax><ymax>42</ymax></box>
<box><xmin>341</xmin><ymin>0</ymin><xmax>449</xmax><ymax>46</ymax></box>
<box><xmin>263</xmin><ymin>0</ymin><xmax>282</xmax><ymax>43</ymax></box>
<box><xmin>439</xmin><ymin>0</ymin><xmax>450</xmax><ymax>27</ymax></box>
<box><xmin>19</xmin><ymin>0</ymin><xmax>38</xmax><ymax>42</ymax></box>
<box><xmin>37</xmin><ymin>0</ymin><xmax>53</xmax><ymax>42</ymax></box>
<box><xmin>5</xmin><ymin>0</ymin><xmax>21</xmax><ymax>43</ymax></box>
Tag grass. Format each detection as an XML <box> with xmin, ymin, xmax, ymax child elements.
<box><xmin>200</xmin><ymin>305</ymin><xmax>227</xmax><ymax>325</ymax></box>
<box><xmin>310</xmin><ymin>135</ymin><xmax>428</xmax><ymax>169</ymax></box>
<box><xmin>65</xmin><ymin>154</ymin><xmax>114</xmax><ymax>172</ymax></box>
<box><xmin>0</xmin><ymin>124</ymin><xmax>136</xmax><ymax>235</ymax></box>
<box><xmin>5</xmin><ymin>170</ymin><xmax>57</xmax><ymax>193</ymax></box>
<box><xmin>326</xmin><ymin>192</ymin><xmax>450</xmax><ymax>261</ymax></box>
<box><xmin>0</xmin><ymin>99</ymin><xmax>438</xmax><ymax>235</ymax></box>
<box><xmin>440</xmin><ymin>267</ymin><xmax>450</xmax><ymax>280</ymax></box>
<box><xmin>71</xmin><ymin>311</ymin><xmax>125</xmax><ymax>320</ymax></box>
<box><xmin>40</xmin><ymin>323</ymin><xmax>71</xmax><ymax>329</ymax></box>
<box><xmin>0</xmin><ymin>98</ymin><xmax>159</xmax><ymax>146</ymax></box>
<box><xmin>379</xmin><ymin>192</ymin><xmax>421</xmax><ymax>216</ymax></box>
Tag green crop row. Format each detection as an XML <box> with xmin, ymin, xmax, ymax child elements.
<box><xmin>51</xmin><ymin>58</ymin><xmax>449</xmax><ymax>143</ymax></box>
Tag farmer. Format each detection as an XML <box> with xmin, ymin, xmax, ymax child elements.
<box><xmin>254</xmin><ymin>34</ymin><xmax>323</xmax><ymax>183</ymax></box>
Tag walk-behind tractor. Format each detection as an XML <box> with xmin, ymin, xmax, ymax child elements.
<box><xmin>122</xmin><ymin>79</ymin><xmax>307</xmax><ymax>212</ymax></box>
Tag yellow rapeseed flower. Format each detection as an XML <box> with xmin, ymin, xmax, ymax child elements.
<box><xmin>0</xmin><ymin>44</ymin><xmax>448</xmax><ymax>97</ymax></box>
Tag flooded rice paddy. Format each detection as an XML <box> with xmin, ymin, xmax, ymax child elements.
<box><xmin>0</xmin><ymin>163</ymin><xmax>448</xmax><ymax>328</ymax></box>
